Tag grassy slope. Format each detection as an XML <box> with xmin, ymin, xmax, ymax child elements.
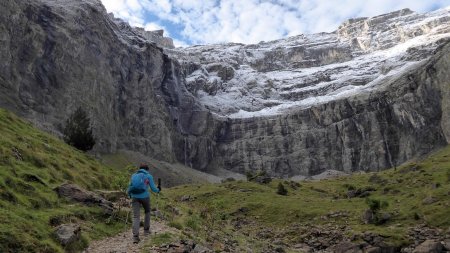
<box><xmin>158</xmin><ymin>147</ymin><xmax>450</xmax><ymax>252</ymax></box>
<box><xmin>0</xmin><ymin>109</ymin><xmax>127</xmax><ymax>253</ymax></box>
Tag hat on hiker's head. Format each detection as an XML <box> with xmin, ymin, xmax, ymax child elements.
<box><xmin>139</xmin><ymin>164</ymin><xmax>149</xmax><ymax>171</ymax></box>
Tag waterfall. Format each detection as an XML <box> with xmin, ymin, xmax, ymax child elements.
<box><xmin>383</xmin><ymin>133</ymin><xmax>395</xmax><ymax>169</ymax></box>
<box><xmin>171</xmin><ymin>61</ymin><xmax>178</xmax><ymax>85</ymax></box>
<box><xmin>184</xmin><ymin>137</ymin><xmax>187</xmax><ymax>167</ymax></box>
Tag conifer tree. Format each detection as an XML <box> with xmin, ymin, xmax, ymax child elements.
<box><xmin>63</xmin><ymin>107</ymin><xmax>95</xmax><ymax>151</ymax></box>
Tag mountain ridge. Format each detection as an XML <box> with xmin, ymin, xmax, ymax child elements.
<box><xmin>166</xmin><ymin>6</ymin><xmax>450</xmax><ymax>118</ymax></box>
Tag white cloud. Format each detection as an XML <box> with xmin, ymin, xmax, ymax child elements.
<box><xmin>173</xmin><ymin>39</ymin><xmax>188</xmax><ymax>48</ymax></box>
<box><xmin>145</xmin><ymin>22</ymin><xmax>164</xmax><ymax>31</ymax></box>
<box><xmin>101</xmin><ymin>0</ymin><xmax>450</xmax><ymax>45</ymax></box>
<box><xmin>101</xmin><ymin>0</ymin><xmax>145</xmax><ymax>26</ymax></box>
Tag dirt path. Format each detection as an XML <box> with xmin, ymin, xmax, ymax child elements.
<box><xmin>84</xmin><ymin>220</ymin><xmax>179</xmax><ymax>253</ymax></box>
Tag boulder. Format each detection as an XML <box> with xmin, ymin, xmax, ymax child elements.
<box><xmin>422</xmin><ymin>197</ymin><xmax>438</xmax><ymax>205</ymax></box>
<box><xmin>365</xmin><ymin>246</ymin><xmax>381</xmax><ymax>253</ymax></box>
<box><xmin>152</xmin><ymin>210</ymin><xmax>164</xmax><ymax>219</ymax></box>
<box><xmin>376</xmin><ymin>212</ymin><xmax>392</xmax><ymax>225</ymax></box>
<box><xmin>441</xmin><ymin>239</ymin><xmax>450</xmax><ymax>251</ymax></box>
<box><xmin>255</xmin><ymin>175</ymin><xmax>272</xmax><ymax>184</ymax></box>
<box><xmin>54</xmin><ymin>224</ymin><xmax>81</xmax><ymax>246</ymax></box>
<box><xmin>362</xmin><ymin>209</ymin><xmax>374</xmax><ymax>224</ymax></box>
<box><xmin>293</xmin><ymin>243</ymin><xmax>312</xmax><ymax>253</ymax></box>
<box><xmin>347</xmin><ymin>190</ymin><xmax>358</xmax><ymax>198</ymax></box>
<box><xmin>413</xmin><ymin>240</ymin><xmax>443</xmax><ymax>253</ymax></box>
<box><xmin>332</xmin><ymin>241</ymin><xmax>362</xmax><ymax>253</ymax></box>
<box><xmin>192</xmin><ymin>244</ymin><xmax>212</xmax><ymax>253</ymax></box>
<box><xmin>359</xmin><ymin>191</ymin><xmax>371</xmax><ymax>198</ymax></box>
<box><xmin>442</xmin><ymin>240</ymin><xmax>450</xmax><ymax>251</ymax></box>
<box><xmin>54</xmin><ymin>183</ymin><xmax>114</xmax><ymax>214</ymax></box>
<box><xmin>180</xmin><ymin>195</ymin><xmax>192</xmax><ymax>202</ymax></box>
<box><xmin>376</xmin><ymin>243</ymin><xmax>399</xmax><ymax>253</ymax></box>
<box><xmin>94</xmin><ymin>190</ymin><xmax>127</xmax><ymax>202</ymax></box>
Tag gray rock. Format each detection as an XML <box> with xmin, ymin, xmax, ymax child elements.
<box><xmin>365</xmin><ymin>247</ymin><xmax>381</xmax><ymax>253</ymax></box>
<box><xmin>180</xmin><ymin>195</ymin><xmax>192</xmax><ymax>202</ymax></box>
<box><xmin>254</xmin><ymin>175</ymin><xmax>272</xmax><ymax>184</ymax></box>
<box><xmin>94</xmin><ymin>190</ymin><xmax>126</xmax><ymax>202</ymax></box>
<box><xmin>274</xmin><ymin>246</ymin><xmax>286</xmax><ymax>253</ymax></box>
<box><xmin>362</xmin><ymin>209</ymin><xmax>374</xmax><ymax>224</ymax></box>
<box><xmin>332</xmin><ymin>241</ymin><xmax>362</xmax><ymax>253</ymax></box>
<box><xmin>54</xmin><ymin>224</ymin><xmax>81</xmax><ymax>246</ymax></box>
<box><xmin>377</xmin><ymin>244</ymin><xmax>400</xmax><ymax>253</ymax></box>
<box><xmin>377</xmin><ymin>212</ymin><xmax>392</xmax><ymax>225</ymax></box>
<box><xmin>54</xmin><ymin>183</ymin><xmax>114</xmax><ymax>214</ymax></box>
<box><xmin>151</xmin><ymin>210</ymin><xmax>164</xmax><ymax>219</ymax></box>
<box><xmin>359</xmin><ymin>191</ymin><xmax>371</xmax><ymax>198</ymax></box>
<box><xmin>422</xmin><ymin>197</ymin><xmax>438</xmax><ymax>205</ymax></box>
<box><xmin>192</xmin><ymin>244</ymin><xmax>212</xmax><ymax>253</ymax></box>
<box><xmin>293</xmin><ymin>243</ymin><xmax>312</xmax><ymax>253</ymax></box>
<box><xmin>413</xmin><ymin>240</ymin><xmax>443</xmax><ymax>253</ymax></box>
<box><xmin>442</xmin><ymin>240</ymin><xmax>450</xmax><ymax>251</ymax></box>
<box><xmin>347</xmin><ymin>190</ymin><xmax>358</xmax><ymax>198</ymax></box>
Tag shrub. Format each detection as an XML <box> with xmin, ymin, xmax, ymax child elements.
<box><xmin>246</xmin><ymin>171</ymin><xmax>255</xmax><ymax>181</ymax></box>
<box><xmin>168</xmin><ymin>221</ymin><xmax>183</xmax><ymax>230</ymax></box>
<box><xmin>343</xmin><ymin>184</ymin><xmax>356</xmax><ymax>191</ymax></box>
<box><xmin>277</xmin><ymin>182</ymin><xmax>288</xmax><ymax>196</ymax></box>
<box><xmin>63</xmin><ymin>107</ymin><xmax>95</xmax><ymax>151</ymax></box>
<box><xmin>247</xmin><ymin>170</ymin><xmax>271</xmax><ymax>184</ymax></box>
<box><xmin>365</xmin><ymin>198</ymin><xmax>390</xmax><ymax>225</ymax></box>
<box><xmin>185</xmin><ymin>215</ymin><xmax>201</xmax><ymax>231</ymax></box>
<box><xmin>367</xmin><ymin>198</ymin><xmax>388</xmax><ymax>210</ymax></box>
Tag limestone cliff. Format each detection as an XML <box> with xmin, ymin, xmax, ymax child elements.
<box><xmin>0</xmin><ymin>0</ymin><xmax>189</xmax><ymax>162</ymax></box>
<box><xmin>0</xmin><ymin>0</ymin><xmax>449</xmax><ymax>177</ymax></box>
<box><xmin>166</xmin><ymin>7</ymin><xmax>450</xmax><ymax>176</ymax></box>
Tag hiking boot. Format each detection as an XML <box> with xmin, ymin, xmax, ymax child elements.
<box><xmin>133</xmin><ymin>237</ymin><xmax>140</xmax><ymax>244</ymax></box>
<box><xmin>143</xmin><ymin>230</ymin><xmax>150</xmax><ymax>236</ymax></box>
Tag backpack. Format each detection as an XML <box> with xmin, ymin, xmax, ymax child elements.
<box><xmin>128</xmin><ymin>171</ymin><xmax>148</xmax><ymax>194</ymax></box>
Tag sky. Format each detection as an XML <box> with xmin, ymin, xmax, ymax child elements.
<box><xmin>100</xmin><ymin>0</ymin><xmax>450</xmax><ymax>47</ymax></box>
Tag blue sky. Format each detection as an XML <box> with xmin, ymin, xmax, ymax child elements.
<box><xmin>100</xmin><ymin>0</ymin><xmax>450</xmax><ymax>47</ymax></box>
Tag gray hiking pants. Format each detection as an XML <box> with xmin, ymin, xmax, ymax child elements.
<box><xmin>132</xmin><ymin>197</ymin><xmax>150</xmax><ymax>238</ymax></box>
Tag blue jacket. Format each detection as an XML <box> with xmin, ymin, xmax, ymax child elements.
<box><xmin>127</xmin><ymin>169</ymin><xmax>160</xmax><ymax>199</ymax></box>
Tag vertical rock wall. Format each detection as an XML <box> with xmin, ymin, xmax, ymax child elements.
<box><xmin>190</xmin><ymin>43</ymin><xmax>450</xmax><ymax>177</ymax></box>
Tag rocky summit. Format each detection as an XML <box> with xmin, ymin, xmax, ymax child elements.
<box><xmin>1</xmin><ymin>0</ymin><xmax>450</xmax><ymax>177</ymax></box>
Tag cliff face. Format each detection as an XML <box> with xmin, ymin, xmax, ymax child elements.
<box><xmin>0</xmin><ymin>0</ymin><xmax>195</xmax><ymax>162</ymax></box>
<box><xmin>0</xmin><ymin>0</ymin><xmax>449</xmax><ymax>177</ymax></box>
<box><xmin>166</xmin><ymin>7</ymin><xmax>450</xmax><ymax>176</ymax></box>
<box><xmin>209</xmin><ymin>45</ymin><xmax>450</xmax><ymax>176</ymax></box>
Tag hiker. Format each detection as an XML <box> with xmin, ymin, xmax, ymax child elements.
<box><xmin>127</xmin><ymin>164</ymin><xmax>161</xmax><ymax>243</ymax></box>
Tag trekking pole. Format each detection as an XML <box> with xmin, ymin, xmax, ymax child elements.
<box><xmin>155</xmin><ymin>192</ymin><xmax>159</xmax><ymax>212</ymax></box>
<box><xmin>125</xmin><ymin>199</ymin><xmax>132</xmax><ymax>229</ymax></box>
<box><xmin>156</xmin><ymin>178</ymin><xmax>161</xmax><ymax>211</ymax></box>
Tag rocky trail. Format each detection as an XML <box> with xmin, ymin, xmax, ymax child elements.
<box><xmin>84</xmin><ymin>220</ymin><xmax>187</xmax><ymax>253</ymax></box>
